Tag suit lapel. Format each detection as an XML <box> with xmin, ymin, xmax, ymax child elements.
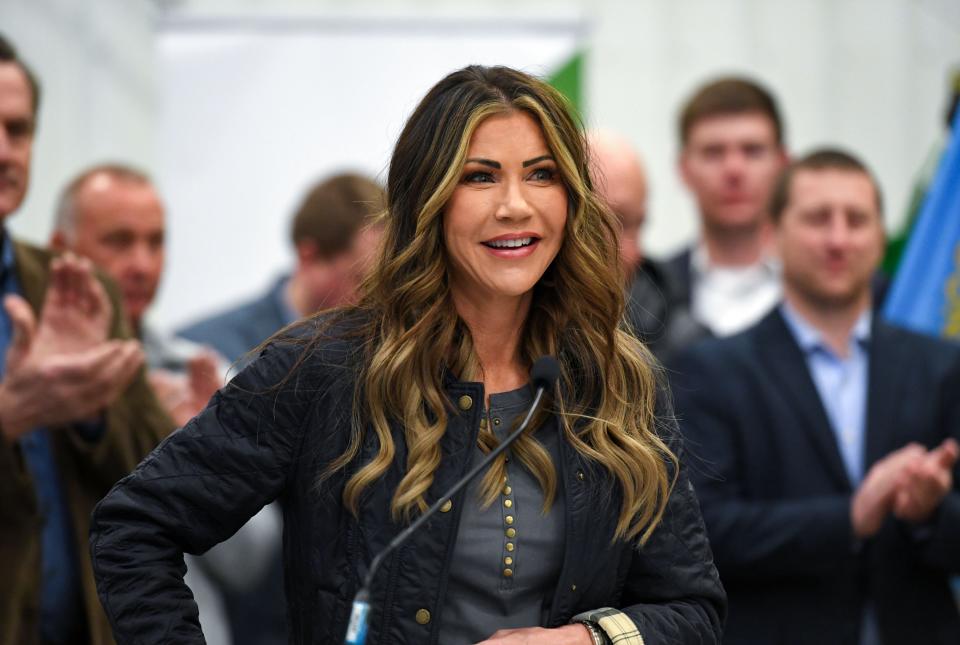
<box><xmin>863</xmin><ymin>320</ymin><xmax>905</xmax><ymax>468</ymax></box>
<box><xmin>11</xmin><ymin>240</ymin><xmax>48</xmax><ymax>312</ymax></box>
<box><xmin>755</xmin><ymin>310</ymin><xmax>853</xmax><ymax>491</ymax></box>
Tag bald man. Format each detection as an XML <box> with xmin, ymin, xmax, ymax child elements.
<box><xmin>50</xmin><ymin>164</ymin><xmax>223</xmax><ymax>427</ymax></box>
<box><xmin>588</xmin><ymin>130</ymin><xmax>648</xmax><ymax>278</ymax></box>
<box><xmin>589</xmin><ymin>130</ymin><xmax>706</xmax><ymax>361</ymax></box>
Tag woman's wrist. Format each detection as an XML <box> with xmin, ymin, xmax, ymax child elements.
<box><xmin>557</xmin><ymin>623</ymin><xmax>598</xmax><ymax>645</ymax></box>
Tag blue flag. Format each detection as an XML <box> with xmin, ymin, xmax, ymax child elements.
<box><xmin>883</xmin><ymin>108</ymin><xmax>960</xmax><ymax>340</ymax></box>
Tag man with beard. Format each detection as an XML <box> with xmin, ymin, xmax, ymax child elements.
<box><xmin>672</xmin><ymin>149</ymin><xmax>960</xmax><ymax>644</ymax></box>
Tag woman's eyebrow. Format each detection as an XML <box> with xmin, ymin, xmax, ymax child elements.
<box><xmin>522</xmin><ymin>154</ymin><xmax>554</xmax><ymax>167</ymax></box>
<box><xmin>465</xmin><ymin>158</ymin><xmax>500</xmax><ymax>169</ymax></box>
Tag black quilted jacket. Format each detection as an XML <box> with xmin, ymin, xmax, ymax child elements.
<box><xmin>90</xmin><ymin>320</ymin><xmax>725</xmax><ymax>644</ymax></box>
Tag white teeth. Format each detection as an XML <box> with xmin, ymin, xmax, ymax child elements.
<box><xmin>487</xmin><ymin>237</ymin><xmax>533</xmax><ymax>248</ymax></box>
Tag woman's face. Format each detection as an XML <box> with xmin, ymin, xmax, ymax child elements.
<box><xmin>443</xmin><ymin>110</ymin><xmax>568</xmax><ymax>306</ymax></box>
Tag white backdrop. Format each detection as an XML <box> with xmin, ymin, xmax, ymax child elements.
<box><xmin>153</xmin><ymin>16</ymin><xmax>584</xmax><ymax>329</ymax></box>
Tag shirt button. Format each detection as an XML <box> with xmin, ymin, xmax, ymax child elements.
<box><xmin>503</xmin><ymin>485</ymin><xmax>512</xmax><ymax>495</ymax></box>
<box><xmin>505</xmin><ymin>542</ymin><xmax>515</xmax><ymax>552</ymax></box>
<box><xmin>576</xmin><ymin>470</ymin><xmax>585</xmax><ymax>481</ymax></box>
<box><xmin>505</xmin><ymin>515</ymin><xmax>514</xmax><ymax>525</ymax></box>
<box><xmin>504</xmin><ymin>556</ymin><xmax>513</xmax><ymax>565</ymax></box>
<box><xmin>439</xmin><ymin>500</ymin><xmax>453</xmax><ymax>513</ymax></box>
<box><xmin>506</xmin><ymin>527</ymin><xmax>516</xmax><ymax>538</ymax></box>
<box><xmin>503</xmin><ymin>499</ymin><xmax>513</xmax><ymax>508</ymax></box>
<box><xmin>415</xmin><ymin>608</ymin><xmax>431</xmax><ymax>625</ymax></box>
<box><xmin>457</xmin><ymin>395</ymin><xmax>473</xmax><ymax>411</ymax></box>
<box><xmin>503</xmin><ymin>568</ymin><xmax>513</xmax><ymax>577</ymax></box>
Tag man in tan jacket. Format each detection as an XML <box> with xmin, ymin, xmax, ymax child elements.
<box><xmin>0</xmin><ymin>34</ymin><xmax>173</xmax><ymax>645</ymax></box>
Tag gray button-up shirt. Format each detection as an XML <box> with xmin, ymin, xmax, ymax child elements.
<box><xmin>438</xmin><ymin>384</ymin><xmax>566</xmax><ymax>644</ymax></box>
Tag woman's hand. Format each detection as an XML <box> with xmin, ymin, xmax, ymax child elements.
<box><xmin>474</xmin><ymin>623</ymin><xmax>593</xmax><ymax>644</ymax></box>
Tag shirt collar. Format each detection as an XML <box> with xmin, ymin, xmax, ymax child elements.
<box><xmin>780</xmin><ymin>299</ymin><xmax>872</xmax><ymax>356</ymax></box>
<box><xmin>690</xmin><ymin>241</ymin><xmax>780</xmax><ymax>277</ymax></box>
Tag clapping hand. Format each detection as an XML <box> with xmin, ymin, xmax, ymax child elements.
<box><xmin>892</xmin><ymin>438</ymin><xmax>959</xmax><ymax>524</ymax></box>
<box><xmin>149</xmin><ymin>350</ymin><xmax>223</xmax><ymax>427</ymax></box>
<box><xmin>851</xmin><ymin>439</ymin><xmax>958</xmax><ymax>538</ymax></box>
<box><xmin>0</xmin><ymin>254</ymin><xmax>144</xmax><ymax>441</ymax></box>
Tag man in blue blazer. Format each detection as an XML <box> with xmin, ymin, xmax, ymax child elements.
<box><xmin>671</xmin><ymin>148</ymin><xmax>960</xmax><ymax>645</ymax></box>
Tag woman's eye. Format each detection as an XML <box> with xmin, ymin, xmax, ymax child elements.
<box><xmin>529</xmin><ymin>167</ymin><xmax>556</xmax><ymax>182</ymax></box>
<box><xmin>464</xmin><ymin>171</ymin><xmax>495</xmax><ymax>184</ymax></box>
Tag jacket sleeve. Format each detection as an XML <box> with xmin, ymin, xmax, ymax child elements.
<box><xmin>90</xmin><ymin>339</ymin><xmax>319</xmax><ymax>644</ymax></box>
<box><xmin>670</xmin><ymin>348</ymin><xmax>857</xmax><ymax>581</ymax></box>
<box><xmin>582</xmin><ymin>385</ymin><xmax>726</xmax><ymax>645</ymax></box>
<box><xmin>912</xmin><ymin>351</ymin><xmax>960</xmax><ymax>571</ymax></box>
<box><xmin>612</xmin><ymin>456</ymin><xmax>726</xmax><ymax>644</ymax></box>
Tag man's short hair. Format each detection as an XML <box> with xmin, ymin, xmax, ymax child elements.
<box><xmin>0</xmin><ymin>33</ymin><xmax>41</xmax><ymax>119</ymax></box>
<box><xmin>290</xmin><ymin>173</ymin><xmax>385</xmax><ymax>259</ymax></box>
<box><xmin>55</xmin><ymin>163</ymin><xmax>153</xmax><ymax>237</ymax></box>
<box><xmin>768</xmin><ymin>148</ymin><xmax>884</xmax><ymax>221</ymax></box>
<box><xmin>679</xmin><ymin>77</ymin><xmax>783</xmax><ymax>146</ymax></box>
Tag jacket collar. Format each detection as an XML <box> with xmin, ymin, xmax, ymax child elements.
<box><xmin>752</xmin><ymin>308</ymin><xmax>911</xmax><ymax>488</ymax></box>
<box><xmin>11</xmin><ymin>238</ymin><xmax>48</xmax><ymax>311</ymax></box>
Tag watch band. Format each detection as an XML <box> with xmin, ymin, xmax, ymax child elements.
<box><xmin>571</xmin><ymin>607</ymin><xmax>644</xmax><ymax>645</ymax></box>
<box><xmin>577</xmin><ymin>620</ymin><xmax>610</xmax><ymax>645</ymax></box>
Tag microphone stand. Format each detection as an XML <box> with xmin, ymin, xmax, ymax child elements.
<box><xmin>344</xmin><ymin>357</ymin><xmax>558</xmax><ymax>644</ymax></box>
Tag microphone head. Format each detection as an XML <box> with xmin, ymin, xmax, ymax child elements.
<box><xmin>530</xmin><ymin>356</ymin><xmax>560</xmax><ymax>391</ymax></box>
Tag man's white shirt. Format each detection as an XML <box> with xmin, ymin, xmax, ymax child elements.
<box><xmin>690</xmin><ymin>243</ymin><xmax>782</xmax><ymax>337</ymax></box>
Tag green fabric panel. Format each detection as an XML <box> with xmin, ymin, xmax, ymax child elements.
<box><xmin>882</xmin><ymin>189</ymin><xmax>922</xmax><ymax>276</ymax></box>
<box><xmin>547</xmin><ymin>50</ymin><xmax>585</xmax><ymax>120</ymax></box>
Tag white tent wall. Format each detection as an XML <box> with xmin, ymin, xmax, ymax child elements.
<box><xmin>1</xmin><ymin>0</ymin><xmax>958</xmax><ymax>331</ymax></box>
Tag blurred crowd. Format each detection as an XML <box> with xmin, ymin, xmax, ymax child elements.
<box><xmin>1</xmin><ymin>29</ymin><xmax>958</xmax><ymax>645</ymax></box>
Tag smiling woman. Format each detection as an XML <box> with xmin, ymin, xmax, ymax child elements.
<box><xmin>89</xmin><ymin>65</ymin><xmax>725</xmax><ymax>645</ymax></box>
<box><xmin>444</xmin><ymin>111</ymin><xmax>568</xmax><ymax>306</ymax></box>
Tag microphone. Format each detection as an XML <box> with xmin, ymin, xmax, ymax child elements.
<box><xmin>344</xmin><ymin>356</ymin><xmax>560</xmax><ymax>644</ymax></box>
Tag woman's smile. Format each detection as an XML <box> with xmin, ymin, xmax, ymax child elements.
<box><xmin>481</xmin><ymin>232</ymin><xmax>542</xmax><ymax>258</ymax></box>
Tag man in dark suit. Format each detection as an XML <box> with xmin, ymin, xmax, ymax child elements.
<box><xmin>672</xmin><ymin>148</ymin><xmax>960</xmax><ymax>644</ymax></box>
<box><xmin>667</xmin><ymin>77</ymin><xmax>788</xmax><ymax>338</ymax></box>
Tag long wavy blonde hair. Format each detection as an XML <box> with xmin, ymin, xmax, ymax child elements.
<box><xmin>323</xmin><ymin>65</ymin><xmax>675</xmax><ymax>543</ymax></box>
